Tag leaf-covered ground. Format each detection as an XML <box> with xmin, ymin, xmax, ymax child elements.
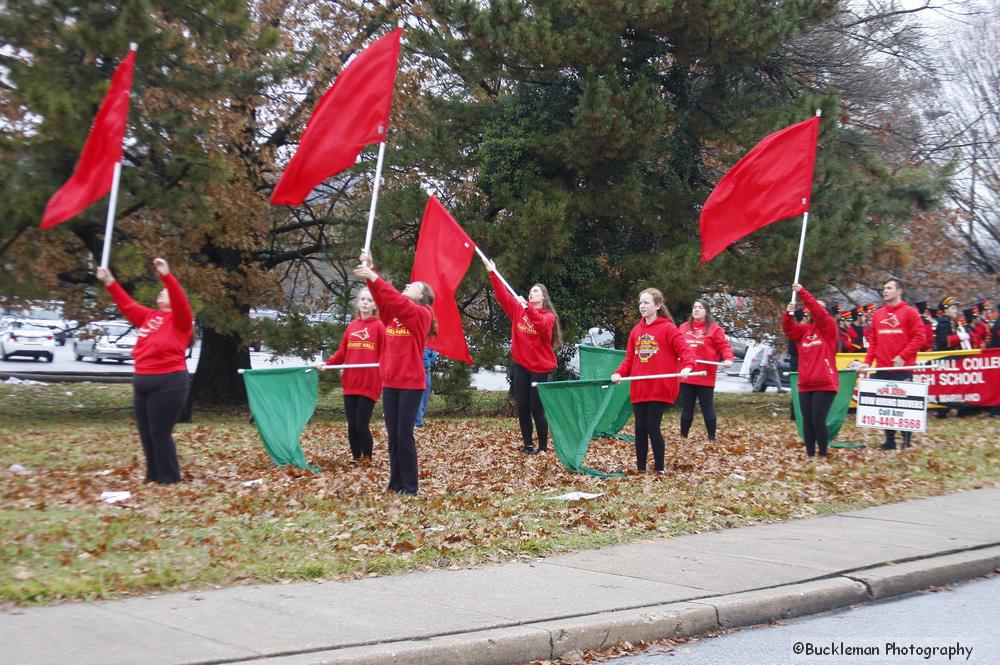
<box><xmin>1</xmin><ymin>382</ymin><xmax>997</xmax><ymax>605</ymax></box>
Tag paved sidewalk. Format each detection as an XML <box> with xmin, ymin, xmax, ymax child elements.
<box><xmin>3</xmin><ymin>488</ymin><xmax>999</xmax><ymax>665</ymax></box>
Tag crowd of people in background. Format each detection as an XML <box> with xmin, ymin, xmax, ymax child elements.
<box><xmin>832</xmin><ymin>296</ymin><xmax>999</xmax><ymax>353</ymax></box>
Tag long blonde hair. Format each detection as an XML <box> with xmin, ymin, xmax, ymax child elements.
<box><xmin>531</xmin><ymin>283</ymin><xmax>563</xmax><ymax>349</ymax></box>
<box><xmin>640</xmin><ymin>288</ymin><xmax>673</xmax><ymax>321</ymax></box>
<box><xmin>408</xmin><ymin>281</ymin><xmax>438</xmax><ymax>340</ymax></box>
<box><xmin>353</xmin><ymin>287</ymin><xmax>378</xmax><ymax>319</ymax></box>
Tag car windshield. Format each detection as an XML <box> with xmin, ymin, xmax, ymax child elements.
<box><xmin>103</xmin><ymin>324</ymin><xmax>133</xmax><ymax>338</ymax></box>
<box><xmin>11</xmin><ymin>322</ymin><xmax>51</xmax><ymax>332</ymax></box>
<box><xmin>27</xmin><ymin>308</ymin><xmax>61</xmax><ymax>320</ymax></box>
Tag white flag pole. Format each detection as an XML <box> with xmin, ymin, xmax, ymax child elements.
<box><xmin>99</xmin><ymin>161</ymin><xmax>123</xmax><ymax>269</ymax></box>
<box><xmin>789</xmin><ymin>210</ymin><xmax>810</xmax><ymax>305</ymax></box>
<box><xmin>360</xmin><ymin>21</ymin><xmax>405</xmax><ymax>267</ymax></box>
<box><xmin>789</xmin><ymin>108</ymin><xmax>822</xmax><ymax>305</ymax></box>
<box><xmin>361</xmin><ymin>140</ymin><xmax>387</xmax><ymax>265</ymax></box>
<box><xmin>474</xmin><ymin>246</ymin><xmax>522</xmax><ymax>302</ymax></box>
<box><xmin>99</xmin><ymin>42</ymin><xmax>137</xmax><ymax>269</ymax></box>
<box><xmin>531</xmin><ymin>371</ymin><xmax>707</xmax><ymax>387</ymax></box>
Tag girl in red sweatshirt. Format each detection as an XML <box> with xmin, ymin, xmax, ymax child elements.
<box><xmin>481</xmin><ymin>256</ymin><xmax>562</xmax><ymax>454</ymax></box>
<box><xmin>612</xmin><ymin>289</ymin><xmax>696</xmax><ymax>473</ymax></box>
<box><xmin>677</xmin><ymin>299</ymin><xmax>734</xmax><ymax>441</ymax></box>
<box><xmin>96</xmin><ymin>258</ymin><xmax>192</xmax><ymax>484</ymax></box>
<box><xmin>781</xmin><ymin>284</ymin><xmax>839</xmax><ymax>458</ymax></box>
<box><xmin>354</xmin><ymin>252</ymin><xmax>435</xmax><ymax>496</ymax></box>
<box><xmin>317</xmin><ymin>288</ymin><xmax>385</xmax><ymax>463</ymax></box>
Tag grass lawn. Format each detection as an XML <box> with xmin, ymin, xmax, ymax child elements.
<box><xmin>1</xmin><ymin>380</ymin><xmax>997</xmax><ymax>605</ymax></box>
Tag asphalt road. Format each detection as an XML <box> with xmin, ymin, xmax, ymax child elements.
<box><xmin>607</xmin><ymin>575</ymin><xmax>1000</xmax><ymax>664</ymax></box>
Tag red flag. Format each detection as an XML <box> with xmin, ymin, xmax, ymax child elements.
<box><xmin>40</xmin><ymin>49</ymin><xmax>136</xmax><ymax>229</ymax></box>
<box><xmin>271</xmin><ymin>28</ymin><xmax>402</xmax><ymax>205</ymax></box>
<box><xmin>699</xmin><ymin>116</ymin><xmax>820</xmax><ymax>262</ymax></box>
<box><xmin>411</xmin><ymin>196</ymin><xmax>475</xmax><ymax>363</ymax></box>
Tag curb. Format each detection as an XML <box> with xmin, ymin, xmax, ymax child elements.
<box><xmin>227</xmin><ymin>545</ymin><xmax>1000</xmax><ymax>665</ymax></box>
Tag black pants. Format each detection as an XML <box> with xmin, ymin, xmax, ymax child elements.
<box><xmin>678</xmin><ymin>383</ymin><xmax>717</xmax><ymax>440</ymax></box>
<box><xmin>633</xmin><ymin>401</ymin><xmax>667</xmax><ymax>471</ymax></box>
<box><xmin>382</xmin><ymin>387</ymin><xmax>422</xmax><ymax>495</ymax></box>
<box><xmin>512</xmin><ymin>364</ymin><xmax>550</xmax><ymax>450</ymax></box>
<box><xmin>875</xmin><ymin>370</ymin><xmax>914</xmax><ymax>446</ymax></box>
<box><xmin>799</xmin><ymin>390</ymin><xmax>836</xmax><ymax>457</ymax></box>
<box><xmin>344</xmin><ymin>394</ymin><xmax>375</xmax><ymax>459</ymax></box>
<box><xmin>133</xmin><ymin>371</ymin><xmax>189</xmax><ymax>484</ymax></box>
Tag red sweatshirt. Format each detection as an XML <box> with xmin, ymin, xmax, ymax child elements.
<box><xmin>972</xmin><ymin>322</ymin><xmax>990</xmax><ymax>349</ymax></box>
<box><xmin>107</xmin><ymin>273</ymin><xmax>193</xmax><ymax>375</ymax></box>
<box><xmin>864</xmin><ymin>300</ymin><xmax>926</xmax><ymax>368</ymax></box>
<box><xmin>489</xmin><ymin>272</ymin><xmax>557</xmax><ymax>373</ymax></box>
<box><xmin>368</xmin><ymin>276</ymin><xmax>433</xmax><ymax>390</ymax></box>
<box><xmin>677</xmin><ymin>320</ymin><xmax>734</xmax><ymax>387</ymax></box>
<box><xmin>782</xmin><ymin>288</ymin><xmax>838</xmax><ymax>393</ymax></box>
<box><xmin>325</xmin><ymin>316</ymin><xmax>385</xmax><ymax>401</ymax></box>
<box><xmin>615</xmin><ymin>316</ymin><xmax>696</xmax><ymax>404</ymax></box>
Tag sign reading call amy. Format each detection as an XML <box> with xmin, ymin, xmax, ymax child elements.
<box><xmin>856</xmin><ymin>378</ymin><xmax>929</xmax><ymax>433</ymax></box>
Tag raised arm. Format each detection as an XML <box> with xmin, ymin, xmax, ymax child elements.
<box><xmin>98</xmin><ymin>266</ymin><xmax>154</xmax><ymax>327</ymax></box>
<box><xmin>488</xmin><ymin>271</ymin><xmax>525</xmax><ymax>323</ymax></box>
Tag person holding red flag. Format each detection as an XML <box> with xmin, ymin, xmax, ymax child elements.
<box><xmin>782</xmin><ymin>284</ymin><xmax>839</xmax><ymax>458</ymax></box>
<box><xmin>612</xmin><ymin>289</ymin><xmax>696</xmax><ymax>474</ymax></box>
<box><xmin>315</xmin><ymin>288</ymin><xmax>384</xmax><ymax>464</ymax></box>
<box><xmin>677</xmin><ymin>299</ymin><xmax>734</xmax><ymax>441</ymax></box>
<box><xmin>354</xmin><ymin>251</ymin><xmax>435</xmax><ymax>496</ymax></box>
<box><xmin>96</xmin><ymin>257</ymin><xmax>193</xmax><ymax>484</ymax></box>
<box><xmin>859</xmin><ymin>278</ymin><xmax>926</xmax><ymax>450</ymax></box>
<box><xmin>481</xmin><ymin>256</ymin><xmax>562</xmax><ymax>455</ymax></box>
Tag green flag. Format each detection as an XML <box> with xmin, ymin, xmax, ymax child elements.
<box><xmin>789</xmin><ymin>370</ymin><xmax>858</xmax><ymax>442</ymax></box>
<box><xmin>242</xmin><ymin>366</ymin><xmax>320</xmax><ymax>472</ymax></box>
<box><xmin>578</xmin><ymin>345</ymin><xmax>632</xmax><ymax>439</ymax></box>
<box><xmin>536</xmin><ymin>378</ymin><xmax>625</xmax><ymax>478</ymax></box>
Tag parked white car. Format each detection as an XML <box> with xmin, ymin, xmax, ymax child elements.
<box><xmin>73</xmin><ymin>320</ymin><xmax>138</xmax><ymax>363</ymax></box>
<box><xmin>0</xmin><ymin>320</ymin><xmax>56</xmax><ymax>362</ymax></box>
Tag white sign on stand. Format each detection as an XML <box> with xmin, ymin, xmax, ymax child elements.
<box><xmin>855</xmin><ymin>378</ymin><xmax>928</xmax><ymax>433</ymax></box>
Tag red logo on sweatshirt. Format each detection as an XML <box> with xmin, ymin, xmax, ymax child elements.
<box><xmin>516</xmin><ymin>315</ymin><xmax>537</xmax><ymax>335</ymax></box>
<box><xmin>684</xmin><ymin>329</ymin><xmax>705</xmax><ymax>347</ymax></box>
<box><xmin>137</xmin><ymin>315</ymin><xmax>164</xmax><ymax>338</ymax></box>
<box><xmin>351</xmin><ymin>327</ymin><xmax>370</xmax><ymax>341</ymax></box>
<box><xmin>636</xmin><ymin>334</ymin><xmax>659</xmax><ymax>363</ymax></box>
<box><xmin>386</xmin><ymin>319</ymin><xmax>412</xmax><ymax>337</ymax></box>
<box><xmin>801</xmin><ymin>333</ymin><xmax>823</xmax><ymax>348</ymax></box>
<box><xmin>877</xmin><ymin>312</ymin><xmax>904</xmax><ymax>335</ymax></box>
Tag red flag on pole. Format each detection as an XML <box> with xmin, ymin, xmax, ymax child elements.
<box><xmin>271</xmin><ymin>28</ymin><xmax>402</xmax><ymax>205</ymax></box>
<box><xmin>411</xmin><ymin>196</ymin><xmax>475</xmax><ymax>363</ymax></box>
<box><xmin>699</xmin><ymin>116</ymin><xmax>820</xmax><ymax>263</ymax></box>
<box><xmin>40</xmin><ymin>49</ymin><xmax>136</xmax><ymax>229</ymax></box>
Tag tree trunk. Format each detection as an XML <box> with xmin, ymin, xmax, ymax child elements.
<box><xmin>189</xmin><ymin>325</ymin><xmax>251</xmax><ymax>409</ymax></box>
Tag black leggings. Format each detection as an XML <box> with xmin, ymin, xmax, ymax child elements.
<box><xmin>678</xmin><ymin>383</ymin><xmax>717</xmax><ymax>440</ymax></box>
<box><xmin>633</xmin><ymin>401</ymin><xmax>667</xmax><ymax>471</ymax></box>
<box><xmin>512</xmin><ymin>364</ymin><xmax>550</xmax><ymax>449</ymax></box>
<box><xmin>799</xmin><ymin>390</ymin><xmax>836</xmax><ymax>457</ymax></box>
<box><xmin>875</xmin><ymin>370</ymin><xmax>914</xmax><ymax>446</ymax></box>
<box><xmin>382</xmin><ymin>388</ymin><xmax>422</xmax><ymax>495</ymax></box>
<box><xmin>133</xmin><ymin>371</ymin><xmax>189</xmax><ymax>484</ymax></box>
<box><xmin>344</xmin><ymin>394</ymin><xmax>375</xmax><ymax>459</ymax></box>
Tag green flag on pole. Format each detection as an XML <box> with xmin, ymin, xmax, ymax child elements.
<box><xmin>536</xmin><ymin>378</ymin><xmax>626</xmax><ymax>477</ymax></box>
<box><xmin>577</xmin><ymin>346</ymin><xmax>632</xmax><ymax>440</ymax></box>
<box><xmin>789</xmin><ymin>369</ymin><xmax>858</xmax><ymax>443</ymax></box>
<box><xmin>241</xmin><ymin>366</ymin><xmax>320</xmax><ymax>472</ymax></box>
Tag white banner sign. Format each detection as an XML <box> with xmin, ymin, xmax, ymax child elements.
<box><xmin>855</xmin><ymin>378</ymin><xmax>928</xmax><ymax>433</ymax></box>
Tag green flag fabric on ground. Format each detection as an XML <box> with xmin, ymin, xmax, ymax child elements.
<box><xmin>536</xmin><ymin>378</ymin><xmax>625</xmax><ymax>478</ymax></box>
<box><xmin>242</xmin><ymin>367</ymin><xmax>320</xmax><ymax>472</ymax></box>
<box><xmin>577</xmin><ymin>345</ymin><xmax>632</xmax><ymax>440</ymax></box>
<box><xmin>790</xmin><ymin>370</ymin><xmax>858</xmax><ymax>444</ymax></box>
